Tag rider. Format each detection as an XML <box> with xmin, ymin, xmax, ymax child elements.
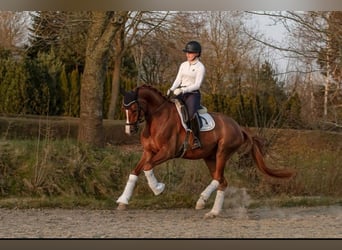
<box><xmin>167</xmin><ymin>41</ymin><xmax>205</xmax><ymax>149</ymax></box>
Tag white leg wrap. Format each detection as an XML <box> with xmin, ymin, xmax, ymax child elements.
<box><xmin>196</xmin><ymin>180</ymin><xmax>220</xmax><ymax>210</ymax></box>
<box><xmin>195</xmin><ymin>196</ymin><xmax>206</xmax><ymax>210</ymax></box>
<box><xmin>116</xmin><ymin>174</ymin><xmax>138</xmax><ymax>204</ymax></box>
<box><xmin>200</xmin><ymin>180</ymin><xmax>219</xmax><ymax>201</ymax></box>
<box><xmin>210</xmin><ymin>190</ymin><xmax>225</xmax><ymax>215</ymax></box>
<box><xmin>144</xmin><ymin>169</ymin><xmax>165</xmax><ymax>195</ymax></box>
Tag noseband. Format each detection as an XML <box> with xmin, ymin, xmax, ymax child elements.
<box><xmin>123</xmin><ymin>87</ymin><xmax>168</xmax><ymax>128</ymax></box>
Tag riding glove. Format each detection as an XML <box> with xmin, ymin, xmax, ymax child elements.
<box><xmin>173</xmin><ymin>88</ymin><xmax>183</xmax><ymax>95</ymax></box>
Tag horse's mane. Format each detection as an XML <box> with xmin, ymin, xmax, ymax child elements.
<box><xmin>136</xmin><ymin>84</ymin><xmax>168</xmax><ymax>101</ymax></box>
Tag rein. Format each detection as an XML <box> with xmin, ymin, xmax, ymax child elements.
<box><xmin>147</xmin><ymin>98</ymin><xmax>170</xmax><ymax>117</ymax></box>
<box><xmin>123</xmin><ymin>87</ymin><xmax>190</xmax><ymax>158</ymax></box>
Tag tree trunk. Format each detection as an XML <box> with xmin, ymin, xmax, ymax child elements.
<box><xmin>324</xmin><ymin>35</ymin><xmax>332</xmax><ymax>119</ymax></box>
<box><xmin>107</xmin><ymin>54</ymin><xmax>122</xmax><ymax>119</ymax></box>
<box><xmin>107</xmin><ymin>18</ymin><xmax>126</xmax><ymax>119</ymax></box>
<box><xmin>78</xmin><ymin>11</ymin><xmax>123</xmax><ymax>147</ymax></box>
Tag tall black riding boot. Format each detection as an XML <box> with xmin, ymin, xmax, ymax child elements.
<box><xmin>190</xmin><ymin>114</ymin><xmax>201</xmax><ymax>149</ymax></box>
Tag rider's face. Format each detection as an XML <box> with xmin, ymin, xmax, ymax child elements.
<box><xmin>186</xmin><ymin>52</ymin><xmax>198</xmax><ymax>62</ymax></box>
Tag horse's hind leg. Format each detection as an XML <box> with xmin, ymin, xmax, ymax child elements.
<box><xmin>195</xmin><ymin>158</ymin><xmax>219</xmax><ymax>210</ymax></box>
<box><xmin>203</xmin><ymin>154</ymin><xmax>230</xmax><ymax>219</ymax></box>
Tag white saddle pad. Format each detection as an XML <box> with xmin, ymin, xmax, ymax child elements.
<box><xmin>198</xmin><ymin>112</ymin><xmax>215</xmax><ymax>131</ymax></box>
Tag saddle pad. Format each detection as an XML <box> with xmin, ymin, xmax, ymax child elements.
<box><xmin>198</xmin><ymin>113</ymin><xmax>215</xmax><ymax>131</ymax></box>
<box><xmin>172</xmin><ymin>99</ymin><xmax>215</xmax><ymax>132</ymax></box>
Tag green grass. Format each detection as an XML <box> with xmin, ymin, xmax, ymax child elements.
<box><xmin>0</xmin><ymin>128</ymin><xmax>342</xmax><ymax>209</ymax></box>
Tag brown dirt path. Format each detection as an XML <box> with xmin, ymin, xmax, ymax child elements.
<box><xmin>0</xmin><ymin>205</ymin><xmax>341</xmax><ymax>238</ymax></box>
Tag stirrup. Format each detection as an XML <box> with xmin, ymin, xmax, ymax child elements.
<box><xmin>192</xmin><ymin>138</ymin><xmax>201</xmax><ymax>149</ymax></box>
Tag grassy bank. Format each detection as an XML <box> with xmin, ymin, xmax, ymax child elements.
<box><xmin>0</xmin><ymin>115</ymin><xmax>139</xmax><ymax>144</ymax></box>
<box><xmin>0</xmin><ymin>127</ymin><xmax>341</xmax><ymax>209</ymax></box>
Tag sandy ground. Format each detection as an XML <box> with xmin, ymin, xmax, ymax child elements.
<box><xmin>0</xmin><ymin>205</ymin><xmax>341</xmax><ymax>238</ymax></box>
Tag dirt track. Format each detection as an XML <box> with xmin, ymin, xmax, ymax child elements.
<box><xmin>0</xmin><ymin>205</ymin><xmax>341</xmax><ymax>238</ymax></box>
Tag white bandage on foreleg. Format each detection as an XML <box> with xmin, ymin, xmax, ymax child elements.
<box><xmin>116</xmin><ymin>174</ymin><xmax>138</xmax><ymax>204</ymax></box>
<box><xmin>210</xmin><ymin>190</ymin><xmax>225</xmax><ymax>215</ymax></box>
<box><xmin>200</xmin><ymin>179</ymin><xmax>219</xmax><ymax>201</ymax></box>
<box><xmin>144</xmin><ymin>169</ymin><xmax>165</xmax><ymax>195</ymax></box>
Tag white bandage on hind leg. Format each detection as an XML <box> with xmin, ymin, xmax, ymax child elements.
<box><xmin>116</xmin><ymin>174</ymin><xmax>138</xmax><ymax>204</ymax></box>
<box><xmin>200</xmin><ymin>179</ymin><xmax>219</xmax><ymax>201</ymax></box>
<box><xmin>144</xmin><ymin>169</ymin><xmax>165</xmax><ymax>195</ymax></box>
<box><xmin>210</xmin><ymin>190</ymin><xmax>225</xmax><ymax>215</ymax></box>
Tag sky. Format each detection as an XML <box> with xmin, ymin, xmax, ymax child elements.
<box><xmin>247</xmin><ymin>13</ymin><xmax>290</xmax><ymax>74</ymax></box>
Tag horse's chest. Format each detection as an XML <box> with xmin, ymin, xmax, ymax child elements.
<box><xmin>141</xmin><ymin>133</ymin><xmax>173</xmax><ymax>152</ymax></box>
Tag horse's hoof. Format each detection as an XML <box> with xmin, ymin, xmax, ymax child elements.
<box><xmin>153</xmin><ymin>183</ymin><xmax>165</xmax><ymax>195</ymax></box>
<box><xmin>204</xmin><ymin>211</ymin><xmax>219</xmax><ymax>219</ymax></box>
<box><xmin>117</xmin><ymin>203</ymin><xmax>127</xmax><ymax>211</ymax></box>
<box><xmin>195</xmin><ymin>199</ymin><xmax>206</xmax><ymax>210</ymax></box>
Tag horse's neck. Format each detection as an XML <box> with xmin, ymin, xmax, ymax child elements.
<box><xmin>139</xmin><ymin>89</ymin><xmax>166</xmax><ymax>113</ymax></box>
<box><xmin>143</xmin><ymin>102</ymin><xmax>179</xmax><ymax>140</ymax></box>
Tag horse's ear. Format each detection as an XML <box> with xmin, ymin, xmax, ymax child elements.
<box><xmin>119</xmin><ymin>86</ymin><xmax>127</xmax><ymax>96</ymax></box>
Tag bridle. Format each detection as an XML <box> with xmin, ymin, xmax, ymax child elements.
<box><xmin>123</xmin><ymin>99</ymin><xmax>145</xmax><ymax>128</ymax></box>
<box><xmin>122</xmin><ymin>87</ymin><xmax>170</xmax><ymax>134</ymax></box>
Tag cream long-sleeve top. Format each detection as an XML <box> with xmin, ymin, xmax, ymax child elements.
<box><xmin>170</xmin><ymin>59</ymin><xmax>205</xmax><ymax>93</ymax></box>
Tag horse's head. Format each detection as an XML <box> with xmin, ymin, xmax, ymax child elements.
<box><xmin>121</xmin><ymin>85</ymin><xmax>168</xmax><ymax>135</ymax></box>
<box><xmin>122</xmin><ymin>89</ymin><xmax>144</xmax><ymax>135</ymax></box>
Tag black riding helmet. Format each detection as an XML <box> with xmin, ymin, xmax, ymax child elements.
<box><xmin>182</xmin><ymin>41</ymin><xmax>201</xmax><ymax>56</ymax></box>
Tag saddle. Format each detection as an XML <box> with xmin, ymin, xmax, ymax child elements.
<box><xmin>171</xmin><ymin>98</ymin><xmax>215</xmax><ymax>132</ymax></box>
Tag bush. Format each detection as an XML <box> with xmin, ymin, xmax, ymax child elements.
<box><xmin>0</xmin><ymin>128</ymin><xmax>341</xmax><ymax>209</ymax></box>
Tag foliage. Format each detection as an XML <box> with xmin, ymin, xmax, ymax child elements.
<box><xmin>0</xmin><ymin>128</ymin><xmax>341</xmax><ymax>208</ymax></box>
<box><xmin>0</xmin><ymin>49</ymin><xmax>28</xmax><ymax>114</ymax></box>
<box><xmin>28</xmin><ymin>11</ymin><xmax>89</xmax><ymax>69</ymax></box>
<box><xmin>1</xmin><ymin>11</ymin><xmax>341</xmax><ymax>130</ymax></box>
<box><xmin>23</xmin><ymin>50</ymin><xmax>62</xmax><ymax>115</ymax></box>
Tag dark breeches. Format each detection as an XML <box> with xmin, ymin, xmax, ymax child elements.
<box><xmin>182</xmin><ymin>91</ymin><xmax>201</xmax><ymax>118</ymax></box>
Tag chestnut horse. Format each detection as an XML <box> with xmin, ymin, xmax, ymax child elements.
<box><xmin>116</xmin><ymin>84</ymin><xmax>294</xmax><ymax>218</ymax></box>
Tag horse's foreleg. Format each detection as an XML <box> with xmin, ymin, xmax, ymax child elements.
<box><xmin>143</xmin><ymin>147</ymin><xmax>173</xmax><ymax>196</ymax></box>
<box><xmin>144</xmin><ymin>169</ymin><xmax>165</xmax><ymax>195</ymax></box>
<box><xmin>116</xmin><ymin>154</ymin><xmax>148</xmax><ymax>210</ymax></box>
<box><xmin>116</xmin><ymin>174</ymin><xmax>138</xmax><ymax>209</ymax></box>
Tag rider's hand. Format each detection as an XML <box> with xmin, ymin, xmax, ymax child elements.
<box><xmin>167</xmin><ymin>89</ymin><xmax>172</xmax><ymax>96</ymax></box>
<box><xmin>173</xmin><ymin>88</ymin><xmax>183</xmax><ymax>96</ymax></box>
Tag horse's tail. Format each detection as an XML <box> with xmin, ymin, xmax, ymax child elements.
<box><xmin>241</xmin><ymin>128</ymin><xmax>295</xmax><ymax>179</ymax></box>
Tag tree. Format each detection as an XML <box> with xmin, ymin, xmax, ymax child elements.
<box><xmin>78</xmin><ymin>11</ymin><xmax>126</xmax><ymax>147</ymax></box>
<box><xmin>69</xmin><ymin>68</ymin><xmax>80</xmax><ymax>117</ymax></box>
<box><xmin>107</xmin><ymin>12</ymin><xmax>127</xmax><ymax>119</ymax></box>
<box><xmin>0</xmin><ymin>55</ymin><xmax>27</xmax><ymax>114</ymax></box>
<box><xmin>28</xmin><ymin>11</ymin><xmax>66</xmax><ymax>57</ymax></box>
<box><xmin>24</xmin><ymin>50</ymin><xmax>62</xmax><ymax>115</ymax></box>
<box><xmin>317</xmin><ymin>12</ymin><xmax>342</xmax><ymax>124</ymax></box>
<box><xmin>247</xmin><ymin>11</ymin><xmax>342</xmax><ymax>127</ymax></box>
<box><xmin>28</xmin><ymin>11</ymin><xmax>90</xmax><ymax>69</ymax></box>
<box><xmin>0</xmin><ymin>11</ymin><xmax>29</xmax><ymax>52</ymax></box>
<box><xmin>107</xmin><ymin>11</ymin><xmax>170</xmax><ymax>119</ymax></box>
